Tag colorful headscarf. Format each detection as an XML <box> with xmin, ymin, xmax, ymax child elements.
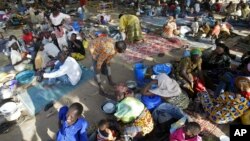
<box><xmin>191</xmin><ymin>48</ymin><xmax>202</xmax><ymax>56</ymax></box>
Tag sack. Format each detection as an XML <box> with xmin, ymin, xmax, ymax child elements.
<box><xmin>241</xmin><ymin>109</ymin><xmax>250</xmax><ymax>125</ymax></box>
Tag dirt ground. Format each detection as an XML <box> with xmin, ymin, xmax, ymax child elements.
<box><xmin>0</xmin><ymin>1</ymin><xmax>249</xmax><ymax>141</ymax></box>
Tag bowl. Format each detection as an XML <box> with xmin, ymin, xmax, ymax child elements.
<box><xmin>101</xmin><ymin>100</ymin><xmax>117</xmax><ymax>114</ymax></box>
<box><xmin>15</xmin><ymin>70</ymin><xmax>35</xmax><ymax>85</ymax></box>
<box><xmin>126</xmin><ymin>80</ymin><xmax>137</xmax><ymax>90</ymax></box>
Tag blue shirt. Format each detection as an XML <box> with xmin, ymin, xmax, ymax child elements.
<box><xmin>57</xmin><ymin>106</ymin><xmax>88</xmax><ymax>141</ymax></box>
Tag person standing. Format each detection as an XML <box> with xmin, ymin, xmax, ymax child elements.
<box><xmin>89</xmin><ymin>37</ymin><xmax>127</xmax><ymax>94</ymax></box>
<box><xmin>57</xmin><ymin>102</ymin><xmax>88</xmax><ymax>141</ymax></box>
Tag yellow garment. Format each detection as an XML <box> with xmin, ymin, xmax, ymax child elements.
<box><xmin>119</xmin><ymin>15</ymin><xmax>139</xmax><ymax>32</ymax></box>
<box><xmin>119</xmin><ymin>14</ymin><xmax>143</xmax><ymax>42</ymax></box>
<box><xmin>71</xmin><ymin>53</ymin><xmax>85</xmax><ymax>61</ymax></box>
<box><xmin>241</xmin><ymin>109</ymin><xmax>250</xmax><ymax>125</ymax></box>
<box><xmin>242</xmin><ymin>7</ymin><xmax>250</xmax><ymax>19</ymax></box>
<box><xmin>83</xmin><ymin>39</ymin><xmax>89</xmax><ymax>49</ymax></box>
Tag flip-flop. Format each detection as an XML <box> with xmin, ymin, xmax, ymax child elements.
<box><xmin>44</xmin><ymin>101</ymin><xmax>54</xmax><ymax>112</ymax></box>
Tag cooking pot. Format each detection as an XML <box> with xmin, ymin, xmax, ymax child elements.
<box><xmin>0</xmin><ymin>80</ymin><xmax>17</xmax><ymax>100</ymax></box>
<box><xmin>101</xmin><ymin>100</ymin><xmax>117</xmax><ymax>115</ymax></box>
<box><xmin>0</xmin><ymin>102</ymin><xmax>21</xmax><ymax>121</ymax></box>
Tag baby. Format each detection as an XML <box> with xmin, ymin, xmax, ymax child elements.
<box><xmin>170</xmin><ymin>122</ymin><xmax>202</xmax><ymax>141</ymax></box>
<box><xmin>97</xmin><ymin>119</ymin><xmax>116</xmax><ymax>141</ymax></box>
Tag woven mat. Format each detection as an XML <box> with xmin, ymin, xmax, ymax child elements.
<box><xmin>118</xmin><ymin>34</ymin><xmax>186</xmax><ymax>63</ymax></box>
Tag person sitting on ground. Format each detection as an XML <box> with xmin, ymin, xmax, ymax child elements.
<box><xmin>191</xmin><ymin>17</ymin><xmax>199</xmax><ymax>36</ymax></box>
<box><xmin>212</xmin><ymin>0</ymin><xmax>222</xmax><ymax>13</ymax></box>
<box><xmin>162</xmin><ymin>16</ymin><xmax>179</xmax><ymax>38</ymax></box>
<box><xmin>195</xmin><ymin>22</ymin><xmax>210</xmax><ymax>40</ymax></box>
<box><xmin>114</xmin><ymin>89</ymin><xmax>154</xmax><ymax>140</ymax></box>
<box><xmin>220</xmin><ymin>17</ymin><xmax>233</xmax><ymax>36</ymax></box>
<box><xmin>231</xmin><ymin>6</ymin><xmax>242</xmax><ymax>20</ymax></box>
<box><xmin>96</xmin><ymin>119</ymin><xmax>117</xmax><ymax>141</ymax></box>
<box><xmin>43</xmin><ymin>42</ymin><xmax>60</xmax><ymax>60</ymax></box>
<box><xmin>173</xmin><ymin>49</ymin><xmax>204</xmax><ymax>97</ymax></box>
<box><xmin>198</xmin><ymin>88</ymin><xmax>250</xmax><ymax>124</ymax></box>
<box><xmin>57</xmin><ymin>102</ymin><xmax>88</xmax><ymax>141</ymax></box>
<box><xmin>225</xmin><ymin>1</ymin><xmax>236</xmax><ymax>15</ymax></box>
<box><xmin>119</xmin><ymin>13</ymin><xmax>143</xmax><ymax>43</ymax></box>
<box><xmin>202</xmin><ymin>42</ymin><xmax>231</xmax><ymax>89</ymax></box>
<box><xmin>214</xmin><ymin>59</ymin><xmax>250</xmax><ymax>97</ymax></box>
<box><xmin>22</xmin><ymin>29</ymin><xmax>33</xmax><ymax>46</ymax></box>
<box><xmin>170</xmin><ymin>122</ymin><xmax>202</xmax><ymax>141</ymax></box>
<box><xmin>202</xmin><ymin>42</ymin><xmax>231</xmax><ymax>70</ymax></box>
<box><xmin>142</xmin><ymin>73</ymin><xmax>189</xmax><ymax>109</ymax></box>
<box><xmin>10</xmin><ymin>42</ymin><xmax>31</xmax><ymax>72</ymax></box>
<box><xmin>89</xmin><ymin>37</ymin><xmax>127</xmax><ymax>94</ymax></box>
<box><xmin>34</xmin><ymin>44</ymin><xmax>49</xmax><ymax>72</ymax></box>
<box><xmin>68</xmin><ymin>33</ymin><xmax>85</xmax><ymax>61</ymax></box>
<box><xmin>42</xmin><ymin>51</ymin><xmax>82</xmax><ymax>86</ymax></box>
<box><xmin>209</xmin><ymin>21</ymin><xmax>221</xmax><ymax>39</ymax></box>
<box><xmin>242</xmin><ymin>4</ymin><xmax>250</xmax><ymax>20</ymax></box>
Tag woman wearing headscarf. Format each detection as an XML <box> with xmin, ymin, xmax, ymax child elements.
<box><xmin>114</xmin><ymin>83</ymin><xmax>154</xmax><ymax>140</ymax></box>
<box><xmin>162</xmin><ymin>16</ymin><xmax>179</xmax><ymax>38</ymax></box>
<box><xmin>119</xmin><ymin>14</ymin><xmax>143</xmax><ymax>43</ymax></box>
<box><xmin>173</xmin><ymin>49</ymin><xmax>204</xmax><ymax>97</ymax></box>
<box><xmin>142</xmin><ymin>73</ymin><xmax>189</xmax><ymax>109</ymax></box>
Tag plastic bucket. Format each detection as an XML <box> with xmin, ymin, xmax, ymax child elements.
<box><xmin>141</xmin><ymin>95</ymin><xmax>162</xmax><ymax>111</ymax></box>
<box><xmin>134</xmin><ymin>63</ymin><xmax>147</xmax><ymax>87</ymax></box>
<box><xmin>153</xmin><ymin>64</ymin><xmax>172</xmax><ymax>75</ymax></box>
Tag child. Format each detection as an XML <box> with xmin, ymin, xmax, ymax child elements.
<box><xmin>170</xmin><ymin>122</ymin><xmax>202</xmax><ymax>141</ymax></box>
<box><xmin>174</xmin><ymin>4</ymin><xmax>181</xmax><ymax>19</ymax></box>
<box><xmin>191</xmin><ymin>17</ymin><xmax>199</xmax><ymax>36</ymax></box>
<box><xmin>194</xmin><ymin>1</ymin><xmax>200</xmax><ymax>14</ymax></box>
<box><xmin>97</xmin><ymin>119</ymin><xmax>116</xmax><ymax>141</ymax></box>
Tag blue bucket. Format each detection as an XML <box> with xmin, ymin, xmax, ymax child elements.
<box><xmin>153</xmin><ymin>64</ymin><xmax>171</xmax><ymax>75</ymax></box>
<box><xmin>72</xmin><ymin>21</ymin><xmax>80</xmax><ymax>32</ymax></box>
<box><xmin>134</xmin><ymin>63</ymin><xmax>148</xmax><ymax>87</ymax></box>
<box><xmin>15</xmin><ymin>70</ymin><xmax>35</xmax><ymax>85</ymax></box>
<box><xmin>141</xmin><ymin>95</ymin><xmax>162</xmax><ymax>111</ymax></box>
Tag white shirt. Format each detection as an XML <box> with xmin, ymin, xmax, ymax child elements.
<box><xmin>194</xmin><ymin>3</ymin><xmax>200</xmax><ymax>13</ymax></box>
<box><xmin>10</xmin><ymin>50</ymin><xmax>25</xmax><ymax>72</ymax></box>
<box><xmin>43</xmin><ymin>43</ymin><xmax>60</xmax><ymax>57</ymax></box>
<box><xmin>191</xmin><ymin>21</ymin><xmax>199</xmax><ymax>33</ymax></box>
<box><xmin>43</xmin><ymin>57</ymin><xmax>82</xmax><ymax>85</ymax></box>
<box><xmin>49</xmin><ymin>13</ymin><xmax>70</xmax><ymax>26</ymax></box>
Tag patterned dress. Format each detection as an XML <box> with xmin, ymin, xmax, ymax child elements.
<box><xmin>198</xmin><ymin>91</ymin><xmax>250</xmax><ymax>124</ymax></box>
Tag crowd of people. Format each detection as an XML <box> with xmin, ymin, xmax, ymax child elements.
<box><xmin>0</xmin><ymin>0</ymin><xmax>250</xmax><ymax>141</ymax></box>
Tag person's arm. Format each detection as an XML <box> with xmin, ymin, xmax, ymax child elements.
<box><xmin>197</xmin><ymin>59</ymin><xmax>205</xmax><ymax>83</ymax></box>
<box><xmin>79</xmin><ymin>120</ymin><xmax>88</xmax><ymax>141</ymax></box>
<box><xmin>142</xmin><ymin>80</ymin><xmax>158</xmax><ymax>95</ymax></box>
<box><xmin>58</xmin><ymin>106</ymin><xmax>68</xmax><ymax>129</ymax></box>
<box><xmin>43</xmin><ymin>63</ymin><xmax>68</xmax><ymax>78</ymax></box>
<box><xmin>72</xmin><ymin>40</ymin><xmax>81</xmax><ymax>49</ymax></box>
<box><xmin>119</xmin><ymin>16</ymin><xmax>126</xmax><ymax>33</ymax></box>
<box><xmin>180</xmin><ymin>61</ymin><xmax>193</xmax><ymax>86</ymax></box>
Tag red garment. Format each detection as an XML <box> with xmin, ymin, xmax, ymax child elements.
<box><xmin>215</xmin><ymin>3</ymin><xmax>222</xmax><ymax>12</ymax></box>
<box><xmin>80</xmin><ymin>0</ymin><xmax>87</xmax><ymax>7</ymax></box>
<box><xmin>241</xmin><ymin>91</ymin><xmax>250</xmax><ymax>100</ymax></box>
<box><xmin>22</xmin><ymin>32</ymin><xmax>33</xmax><ymax>45</ymax></box>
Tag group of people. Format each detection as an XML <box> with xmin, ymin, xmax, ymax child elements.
<box><xmin>0</xmin><ymin>0</ymin><xmax>250</xmax><ymax>141</ymax></box>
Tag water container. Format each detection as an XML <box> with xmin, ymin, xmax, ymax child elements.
<box><xmin>134</xmin><ymin>63</ymin><xmax>148</xmax><ymax>87</ymax></box>
<box><xmin>72</xmin><ymin>21</ymin><xmax>80</xmax><ymax>32</ymax></box>
<box><xmin>141</xmin><ymin>95</ymin><xmax>162</xmax><ymax>111</ymax></box>
<box><xmin>153</xmin><ymin>64</ymin><xmax>171</xmax><ymax>75</ymax></box>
